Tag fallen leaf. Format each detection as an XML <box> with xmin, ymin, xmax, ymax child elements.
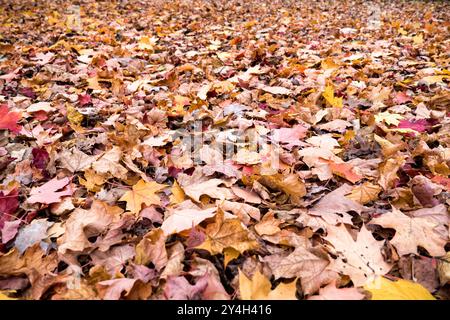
<box><xmin>196</xmin><ymin>210</ymin><xmax>258</xmax><ymax>255</ymax></box>
<box><xmin>308</xmin><ymin>281</ymin><xmax>365</xmax><ymax>300</ymax></box>
<box><xmin>365</xmin><ymin>277</ymin><xmax>435</xmax><ymax>300</ymax></box>
<box><xmin>369</xmin><ymin>206</ymin><xmax>447</xmax><ymax>257</ymax></box>
<box><xmin>323</xmin><ymin>85</ymin><xmax>343</xmax><ymax>108</ymax></box>
<box><xmin>325</xmin><ymin>224</ymin><xmax>392</xmax><ymax>286</ymax></box>
<box><xmin>0</xmin><ymin>105</ymin><xmax>21</xmax><ymax>133</ymax></box>
<box><xmin>239</xmin><ymin>269</ymin><xmax>297</xmax><ymax>300</ymax></box>
<box><xmin>161</xmin><ymin>206</ymin><xmax>216</xmax><ymax>235</ymax></box>
<box><xmin>119</xmin><ymin>179</ymin><xmax>167</xmax><ymax>214</ymax></box>
<box><xmin>27</xmin><ymin>177</ymin><xmax>73</xmax><ymax>204</ymax></box>
<box><xmin>345</xmin><ymin>182</ymin><xmax>382</xmax><ymax>204</ymax></box>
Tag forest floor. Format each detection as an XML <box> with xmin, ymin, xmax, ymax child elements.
<box><xmin>0</xmin><ymin>0</ymin><xmax>449</xmax><ymax>300</ymax></box>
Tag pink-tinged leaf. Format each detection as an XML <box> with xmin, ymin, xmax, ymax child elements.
<box><xmin>78</xmin><ymin>94</ymin><xmax>92</xmax><ymax>106</ymax></box>
<box><xmin>186</xmin><ymin>227</ymin><xmax>206</xmax><ymax>249</ymax></box>
<box><xmin>396</xmin><ymin>119</ymin><xmax>430</xmax><ymax>133</ymax></box>
<box><xmin>431</xmin><ymin>175</ymin><xmax>450</xmax><ymax>191</ymax></box>
<box><xmin>307</xmin><ymin>281</ymin><xmax>365</xmax><ymax>300</ymax></box>
<box><xmin>271</xmin><ymin>125</ymin><xmax>307</xmax><ymax>148</ymax></box>
<box><xmin>163</xmin><ymin>276</ymin><xmax>208</xmax><ymax>300</ymax></box>
<box><xmin>393</xmin><ymin>92</ymin><xmax>412</xmax><ymax>104</ymax></box>
<box><xmin>32</xmin><ymin>148</ymin><xmax>49</xmax><ymax>170</ymax></box>
<box><xmin>0</xmin><ymin>105</ymin><xmax>21</xmax><ymax>133</ymax></box>
<box><xmin>27</xmin><ymin>177</ymin><xmax>73</xmax><ymax>204</ymax></box>
<box><xmin>1</xmin><ymin>219</ymin><xmax>21</xmax><ymax>244</ymax></box>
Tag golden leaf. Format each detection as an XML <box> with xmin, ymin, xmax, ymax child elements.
<box><xmin>322</xmin><ymin>85</ymin><xmax>342</xmax><ymax>108</ymax></box>
<box><xmin>239</xmin><ymin>270</ymin><xmax>297</xmax><ymax>300</ymax></box>
<box><xmin>365</xmin><ymin>277</ymin><xmax>435</xmax><ymax>300</ymax></box>
<box><xmin>119</xmin><ymin>179</ymin><xmax>167</xmax><ymax>214</ymax></box>
<box><xmin>169</xmin><ymin>180</ymin><xmax>186</xmax><ymax>205</ymax></box>
<box><xmin>67</xmin><ymin>105</ymin><xmax>83</xmax><ymax>126</ymax></box>
<box><xmin>196</xmin><ymin>210</ymin><xmax>258</xmax><ymax>255</ymax></box>
<box><xmin>223</xmin><ymin>247</ymin><xmax>240</xmax><ymax>268</ymax></box>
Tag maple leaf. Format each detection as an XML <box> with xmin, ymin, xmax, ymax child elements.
<box><xmin>364</xmin><ymin>277</ymin><xmax>435</xmax><ymax>300</ymax></box>
<box><xmin>239</xmin><ymin>269</ymin><xmax>297</xmax><ymax>300</ymax></box>
<box><xmin>254</xmin><ymin>212</ymin><xmax>281</xmax><ymax>236</ymax></box>
<box><xmin>271</xmin><ymin>125</ymin><xmax>307</xmax><ymax>148</ymax></box>
<box><xmin>325</xmin><ymin>224</ymin><xmax>392</xmax><ymax>286</ymax></box>
<box><xmin>263</xmin><ymin>246</ymin><xmax>330</xmax><ymax>280</ymax></box>
<box><xmin>27</xmin><ymin>177</ymin><xmax>73</xmax><ymax>204</ymax></box>
<box><xmin>57</xmin><ymin>201</ymin><xmax>122</xmax><ymax>268</ymax></box>
<box><xmin>326</xmin><ymin>161</ymin><xmax>363</xmax><ymax>184</ymax></box>
<box><xmin>179</xmin><ymin>178</ymin><xmax>235</xmax><ymax>202</ymax></box>
<box><xmin>14</xmin><ymin>219</ymin><xmax>53</xmax><ymax>253</ymax></box>
<box><xmin>92</xmin><ymin>146</ymin><xmax>128</xmax><ymax>180</ymax></box>
<box><xmin>163</xmin><ymin>275</ymin><xmax>210</xmax><ymax>300</ymax></box>
<box><xmin>345</xmin><ymin>182</ymin><xmax>382</xmax><ymax>204</ymax></box>
<box><xmin>119</xmin><ymin>179</ymin><xmax>167</xmax><ymax>214</ymax></box>
<box><xmin>258</xmin><ymin>173</ymin><xmax>306</xmax><ymax>204</ymax></box>
<box><xmin>0</xmin><ymin>105</ymin><xmax>21</xmax><ymax>134</ymax></box>
<box><xmin>374</xmin><ymin>111</ymin><xmax>404</xmax><ymax>126</ymax></box>
<box><xmin>134</xmin><ymin>228</ymin><xmax>167</xmax><ymax>271</ymax></box>
<box><xmin>309</xmin><ymin>184</ymin><xmax>363</xmax><ymax>225</ymax></box>
<box><xmin>396</xmin><ymin>119</ymin><xmax>430</xmax><ymax>133</ymax></box>
<box><xmin>97</xmin><ymin>278</ymin><xmax>152</xmax><ymax>300</ymax></box>
<box><xmin>369</xmin><ymin>206</ymin><xmax>447</xmax><ymax>257</ymax></box>
<box><xmin>161</xmin><ymin>206</ymin><xmax>216</xmax><ymax>235</ymax></box>
<box><xmin>58</xmin><ymin>148</ymin><xmax>99</xmax><ymax>173</ymax></box>
<box><xmin>196</xmin><ymin>210</ymin><xmax>258</xmax><ymax>255</ymax></box>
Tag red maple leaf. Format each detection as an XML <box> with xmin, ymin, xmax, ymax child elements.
<box><xmin>397</xmin><ymin>119</ymin><xmax>429</xmax><ymax>133</ymax></box>
<box><xmin>0</xmin><ymin>105</ymin><xmax>22</xmax><ymax>133</ymax></box>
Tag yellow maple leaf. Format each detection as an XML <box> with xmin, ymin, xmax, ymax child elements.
<box><xmin>79</xmin><ymin>168</ymin><xmax>107</xmax><ymax>192</ymax></box>
<box><xmin>239</xmin><ymin>270</ymin><xmax>297</xmax><ymax>300</ymax></box>
<box><xmin>119</xmin><ymin>179</ymin><xmax>167</xmax><ymax>214</ymax></box>
<box><xmin>138</xmin><ymin>36</ymin><xmax>156</xmax><ymax>51</ymax></box>
<box><xmin>322</xmin><ymin>85</ymin><xmax>343</xmax><ymax>108</ymax></box>
<box><xmin>196</xmin><ymin>210</ymin><xmax>258</xmax><ymax>255</ymax></box>
<box><xmin>374</xmin><ymin>111</ymin><xmax>404</xmax><ymax>126</ymax></box>
<box><xmin>365</xmin><ymin>277</ymin><xmax>435</xmax><ymax>300</ymax></box>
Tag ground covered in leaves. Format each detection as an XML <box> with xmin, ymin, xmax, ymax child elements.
<box><xmin>0</xmin><ymin>0</ymin><xmax>449</xmax><ymax>300</ymax></box>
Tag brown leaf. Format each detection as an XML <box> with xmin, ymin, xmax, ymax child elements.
<box><xmin>325</xmin><ymin>224</ymin><xmax>392</xmax><ymax>286</ymax></box>
<box><xmin>369</xmin><ymin>206</ymin><xmax>447</xmax><ymax>257</ymax></box>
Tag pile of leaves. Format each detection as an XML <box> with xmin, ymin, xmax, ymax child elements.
<box><xmin>0</xmin><ymin>0</ymin><xmax>449</xmax><ymax>300</ymax></box>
